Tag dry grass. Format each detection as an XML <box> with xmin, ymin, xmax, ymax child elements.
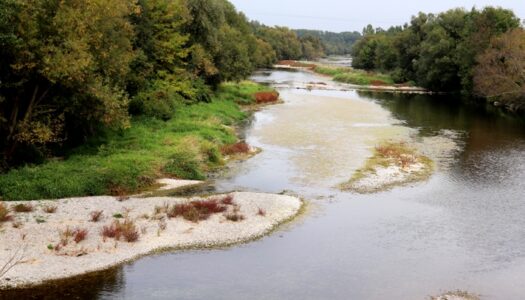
<box><xmin>58</xmin><ymin>227</ymin><xmax>74</xmax><ymax>246</ymax></box>
<box><xmin>165</xmin><ymin>195</ymin><xmax>235</xmax><ymax>223</ymax></box>
<box><xmin>224</xmin><ymin>210</ymin><xmax>245</xmax><ymax>222</ymax></box>
<box><xmin>43</xmin><ymin>205</ymin><xmax>57</xmax><ymax>214</ymax></box>
<box><xmin>89</xmin><ymin>210</ymin><xmax>103</xmax><ymax>222</ymax></box>
<box><xmin>254</xmin><ymin>91</ymin><xmax>279</xmax><ymax>104</ymax></box>
<box><xmin>102</xmin><ymin>219</ymin><xmax>139</xmax><ymax>243</ymax></box>
<box><xmin>221</xmin><ymin>142</ymin><xmax>250</xmax><ymax>156</ymax></box>
<box><xmin>257</xmin><ymin>208</ymin><xmax>266</xmax><ymax>216</ymax></box>
<box><xmin>73</xmin><ymin>228</ymin><xmax>88</xmax><ymax>243</ymax></box>
<box><xmin>0</xmin><ymin>202</ymin><xmax>12</xmax><ymax>222</ymax></box>
<box><xmin>375</xmin><ymin>142</ymin><xmax>418</xmax><ymax>169</ymax></box>
<box><xmin>12</xmin><ymin>203</ymin><xmax>33</xmax><ymax>213</ymax></box>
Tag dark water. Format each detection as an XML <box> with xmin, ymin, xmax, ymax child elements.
<box><xmin>3</xmin><ymin>70</ymin><xmax>525</xmax><ymax>300</ymax></box>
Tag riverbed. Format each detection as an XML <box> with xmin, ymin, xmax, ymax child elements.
<box><xmin>3</xmin><ymin>65</ymin><xmax>525</xmax><ymax>299</ymax></box>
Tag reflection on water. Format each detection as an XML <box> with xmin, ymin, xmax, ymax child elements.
<box><xmin>4</xmin><ymin>68</ymin><xmax>525</xmax><ymax>300</ymax></box>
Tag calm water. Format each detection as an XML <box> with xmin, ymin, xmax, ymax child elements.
<box><xmin>3</xmin><ymin>68</ymin><xmax>525</xmax><ymax>300</ymax></box>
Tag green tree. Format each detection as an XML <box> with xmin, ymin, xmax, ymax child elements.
<box><xmin>0</xmin><ymin>0</ymin><xmax>137</xmax><ymax>165</ymax></box>
<box><xmin>473</xmin><ymin>28</ymin><xmax>525</xmax><ymax>109</ymax></box>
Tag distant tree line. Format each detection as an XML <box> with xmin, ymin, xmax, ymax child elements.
<box><xmin>295</xmin><ymin>29</ymin><xmax>361</xmax><ymax>55</ymax></box>
<box><xmin>0</xmin><ymin>0</ymin><xmax>325</xmax><ymax>170</ymax></box>
<box><xmin>251</xmin><ymin>22</ymin><xmax>326</xmax><ymax>60</ymax></box>
<box><xmin>350</xmin><ymin>7</ymin><xmax>524</xmax><ymax>109</ymax></box>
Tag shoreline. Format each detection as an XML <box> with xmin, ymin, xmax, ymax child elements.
<box><xmin>273</xmin><ymin>63</ymin><xmax>434</xmax><ymax>94</ymax></box>
<box><xmin>0</xmin><ymin>181</ymin><xmax>303</xmax><ymax>289</ymax></box>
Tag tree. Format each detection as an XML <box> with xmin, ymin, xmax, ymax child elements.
<box><xmin>0</xmin><ymin>0</ymin><xmax>137</xmax><ymax>165</ymax></box>
<box><xmin>473</xmin><ymin>28</ymin><xmax>525</xmax><ymax>109</ymax></box>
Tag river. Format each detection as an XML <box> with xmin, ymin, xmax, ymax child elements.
<box><xmin>5</xmin><ymin>65</ymin><xmax>525</xmax><ymax>300</ymax></box>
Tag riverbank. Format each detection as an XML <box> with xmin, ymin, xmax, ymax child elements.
<box><xmin>0</xmin><ymin>180</ymin><xmax>303</xmax><ymax>289</ymax></box>
<box><xmin>0</xmin><ymin>81</ymin><xmax>278</xmax><ymax>201</ymax></box>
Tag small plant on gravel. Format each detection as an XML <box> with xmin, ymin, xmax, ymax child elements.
<box><xmin>158</xmin><ymin>219</ymin><xmax>167</xmax><ymax>233</ymax></box>
<box><xmin>224</xmin><ymin>212</ymin><xmax>245</xmax><ymax>222</ymax></box>
<box><xmin>12</xmin><ymin>203</ymin><xmax>33</xmax><ymax>213</ymax></box>
<box><xmin>59</xmin><ymin>227</ymin><xmax>74</xmax><ymax>246</ymax></box>
<box><xmin>113</xmin><ymin>213</ymin><xmax>124</xmax><ymax>219</ymax></box>
<box><xmin>102</xmin><ymin>219</ymin><xmax>139</xmax><ymax>243</ymax></box>
<box><xmin>73</xmin><ymin>228</ymin><xmax>88</xmax><ymax>243</ymax></box>
<box><xmin>43</xmin><ymin>205</ymin><xmax>57</xmax><ymax>213</ymax></box>
<box><xmin>257</xmin><ymin>208</ymin><xmax>266</xmax><ymax>216</ymax></box>
<box><xmin>0</xmin><ymin>202</ymin><xmax>12</xmax><ymax>222</ymax></box>
<box><xmin>12</xmin><ymin>221</ymin><xmax>22</xmax><ymax>229</ymax></box>
<box><xmin>167</xmin><ymin>199</ymin><xmax>230</xmax><ymax>223</ymax></box>
<box><xmin>221</xmin><ymin>195</ymin><xmax>234</xmax><ymax>205</ymax></box>
<box><xmin>90</xmin><ymin>210</ymin><xmax>103</xmax><ymax>222</ymax></box>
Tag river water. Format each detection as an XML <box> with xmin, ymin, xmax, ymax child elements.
<box><xmin>5</xmin><ymin>67</ymin><xmax>525</xmax><ymax>300</ymax></box>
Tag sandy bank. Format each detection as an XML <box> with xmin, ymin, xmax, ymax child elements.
<box><xmin>0</xmin><ymin>181</ymin><xmax>302</xmax><ymax>289</ymax></box>
<box><xmin>340</xmin><ymin>141</ymin><xmax>434</xmax><ymax>193</ymax></box>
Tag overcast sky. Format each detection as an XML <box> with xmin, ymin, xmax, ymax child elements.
<box><xmin>229</xmin><ymin>0</ymin><xmax>525</xmax><ymax>32</ymax></box>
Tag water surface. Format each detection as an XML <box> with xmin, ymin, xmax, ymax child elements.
<box><xmin>4</xmin><ymin>67</ymin><xmax>525</xmax><ymax>300</ymax></box>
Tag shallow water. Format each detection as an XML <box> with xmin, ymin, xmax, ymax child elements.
<box><xmin>4</xmin><ymin>67</ymin><xmax>525</xmax><ymax>300</ymax></box>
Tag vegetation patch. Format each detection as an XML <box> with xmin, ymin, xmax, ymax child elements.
<box><xmin>254</xmin><ymin>91</ymin><xmax>280</xmax><ymax>104</ymax></box>
<box><xmin>102</xmin><ymin>219</ymin><xmax>139</xmax><ymax>243</ymax></box>
<box><xmin>165</xmin><ymin>195</ymin><xmax>236</xmax><ymax>223</ymax></box>
<box><xmin>314</xmin><ymin>65</ymin><xmax>401</xmax><ymax>86</ymax></box>
<box><xmin>431</xmin><ymin>290</ymin><xmax>480</xmax><ymax>300</ymax></box>
<box><xmin>0</xmin><ymin>203</ymin><xmax>12</xmax><ymax>222</ymax></box>
<box><xmin>340</xmin><ymin>141</ymin><xmax>433</xmax><ymax>193</ymax></box>
<box><xmin>218</xmin><ymin>81</ymin><xmax>275</xmax><ymax>105</ymax></box>
<box><xmin>0</xmin><ymin>82</ymin><xmax>278</xmax><ymax>201</ymax></box>
<box><xmin>221</xmin><ymin>142</ymin><xmax>251</xmax><ymax>156</ymax></box>
<box><xmin>12</xmin><ymin>203</ymin><xmax>34</xmax><ymax>213</ymax></box>
<box><xmin>276</xmin><ymin>60</ymin><xmax>316</xmax><ymax>69</ymax></box>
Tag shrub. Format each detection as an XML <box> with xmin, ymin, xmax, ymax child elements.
<box><xmin>257</xmin><ymin>208</ymin><xmax>266</xmax><ymax>216</ymax></box>
<box><xmin>221</xmin><ymin>195</ymin><xmax>234</xmax><ymax>205</ymax></box>
<box><xmin>59</xmin><ymin>227</ymin><xmax>74</xmax><ymax>246</ymax></box>
<box><xmin>90</xmin><ymin>210</ymin><xmax>103</xmax><ymax>222</ymax></box>
<box><xmin>224</xmin><ymin>212</ymin><xmax>245</xmax><ymax>222</ymax></box>
<box><xmin>167</xmin><ymin>199</ymin><xmax>231</xmax><ymax>222</ymax></box>
<box><xmin>0</xmin><ymin>202</ymin><xmax>12</xmax><ymax>222</ymax></box>
<box><xmin>43</xmin><ymin>205</ymin><xmax>57</xmax><ymax>213</ymax></box>
<box><xmin>73</xmin><ymin>228</ymin><xmax>88</xmax><ymax>243</ymax></box>
<box><xmin>12</xmin><ymin>203</ymin><xmax>33</xmax><ymax>213</ymax></box>
<box><xmin>254</xmin><ymin>91</ymin><xmax>279</xmax><ymax>104</ymax></box>
<box><xmin>102</xmin><ymin>219</ymin><xmax>139</xmax><ymax>242</ymax></box>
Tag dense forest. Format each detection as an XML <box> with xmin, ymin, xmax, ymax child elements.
<box><xmin>350</xmin><ymin>7</ymin><xmax>524</xmax><ymax>109</ymax></box>
<box><xmin>0</xmin><ymin>0</ymin><xmax>327</xmax><ymax>172</ymax></box>
<box><xmin>295</xmin><ymin>29</ymin><xmax>361</xmax><ymax>55</ymax></box>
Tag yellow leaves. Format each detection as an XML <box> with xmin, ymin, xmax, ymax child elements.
<box><xmin>15</xmin><ymin>114</ymin><xmax>65</xmax><ymax>145</ymax></box>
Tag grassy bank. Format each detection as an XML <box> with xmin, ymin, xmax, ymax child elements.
<box><xmin>314</xmin><ymin>65</ymin><xmax>407</xmax><ymax>86</ymax></box>
<box><xmin>0</xmin><ymin>82</ymin><xmax>272</xmax><ymax>201</ymax></box>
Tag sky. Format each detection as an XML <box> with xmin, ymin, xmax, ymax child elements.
<box><xmin>229</xmin><ymin>0</ymin><xmax>525</xmax><ymax>32</ymax></box>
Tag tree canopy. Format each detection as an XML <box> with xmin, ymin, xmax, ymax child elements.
<box><xmin>350</xmin><ymin>7</ymin><xmax>521</xmax><ymax>96</ymax></box>
<box><xmin>0</xmin><ymin>0</ymin><xmax>324</xmax><ymax>170</ymax></box>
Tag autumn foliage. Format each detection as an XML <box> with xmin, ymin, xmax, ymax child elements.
<box><xmin>254</xmin><ymin>91</ymin><xmax>280</xmax><ymax>104</ymax></box>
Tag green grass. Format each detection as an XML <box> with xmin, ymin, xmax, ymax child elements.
<box><xmin>0</xmin><ymin>82</ymin><xmax>266</xmax><ymax>201</ymax></box>
<box><xmin>314</xmin><ymin>66</ymin><xmax>397</xmax><ymax>86</ymax></box>
<box><xmin>217</xmin><ymin>80</ymin><xmax>274</xmax><ymax>105</ymax></box>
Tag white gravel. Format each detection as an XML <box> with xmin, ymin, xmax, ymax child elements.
<box><xmin>0</xmin><ymin>185</ymin><xmax>302</xmax><ymax>289</ymax></box>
